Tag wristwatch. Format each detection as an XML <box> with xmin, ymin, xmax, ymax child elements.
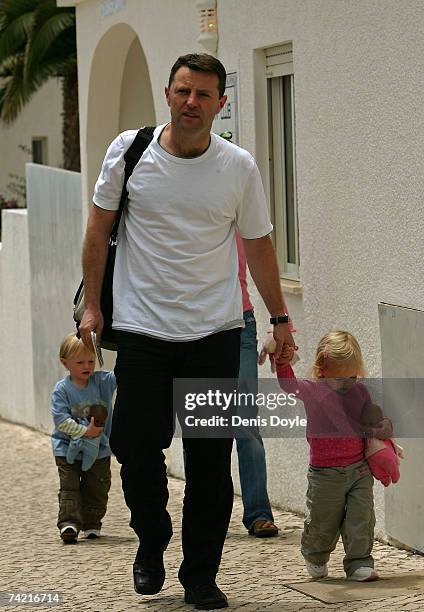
<box><xmin>270</xmin><ymin>315</ymin><xmax>289</xmax><ymax>325</ymax></box>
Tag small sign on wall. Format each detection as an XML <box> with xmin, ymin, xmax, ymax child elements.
<box><xmin>213</xmin><ymin>71</ymin><xmax>239</xmax><ymax>145</ymax></box>
<box><xmin>100</xmin><ymin>0</ymin><xmax>126</xmax><ymax>18</ymax></box>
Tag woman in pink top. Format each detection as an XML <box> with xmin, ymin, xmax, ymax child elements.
<box><xmin>276</xmin><ymin>331</ymin><xmax>392</xmax><ymax>583</ymax></box>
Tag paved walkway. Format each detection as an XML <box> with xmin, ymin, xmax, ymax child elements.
<box><xmin>1</xmin><ymin>420</ymin><xmax>424</xmax><ymax>611</ymax></box>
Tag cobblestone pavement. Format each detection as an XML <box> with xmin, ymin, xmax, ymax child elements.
<box><xmin>2</xmin><ymin>420</ymin><xmax>424</xmax><ymax>611</ymax></box>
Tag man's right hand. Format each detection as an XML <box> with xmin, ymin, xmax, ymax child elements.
<box><xmin>79</xmin><ymin>307</ymin><xmax>104</xmax><ymax>351</ymax></box>
<box><xmin>80</xmin><ymin>204</ymin><xmax>117</xmax><ymax>349</ymax></box>
<box><xmin>84</xmin><ymin>416</ymin><xmax>103</xmax><ymax>438</ymax></box>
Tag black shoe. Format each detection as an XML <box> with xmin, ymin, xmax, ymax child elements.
<box><xmin>184</xmin><ymin>583</ymin><xmax>228</xmax><ymax>610</ymax></box>
<box><xmin>133</xmin><ymin>552</ymin><xmax>165</xmax><ymax>595</ymax></box>
<box><xmin>60</xmin><ymin>525</ymin><xmax>78</xmax><ymax>544</ymax></box>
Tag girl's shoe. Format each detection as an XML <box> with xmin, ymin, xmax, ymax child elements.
<box><xmin>60</xmin><ymin>525</ymin><xmax>78</xmax><ymax>543</ymax></box>
<box><xmin>347</xmin><ymin>567</ymin><xmax>379</xmax><ymax>582</ymax></box>
<box><xmin>305</xmin><ymin>560</ymin><xmax>328</xmax><ymax>579</ymax></box>
<box><xmin>83</xmin><ymin>529</ymin><xmax>101</xmax><ymax>539</ymax></box>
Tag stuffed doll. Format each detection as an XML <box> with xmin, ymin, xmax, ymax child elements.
<box><xmin>66</xmin><ymin>404</ymin><xmax>109</xmax><ymax>471</ymax></box>
<box><xmin>361</xmin><ymin>402</ymin><xmax>403</xmax><ymax>486</ymax></box>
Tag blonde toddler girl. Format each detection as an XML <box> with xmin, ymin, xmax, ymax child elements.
<box><xmin>276</xmin><ymin>330</ymin><xmax>392</xmax><ymax>582</ymax></box>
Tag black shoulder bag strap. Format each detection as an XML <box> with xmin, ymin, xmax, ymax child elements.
<box><xmin>109</xmin><ymin>125</ymin><xmax>155</xmax><ymax>244</ymax></box>
<box><xmin>98</xmin><ymin>126</ymin><xmax>155</xmax><ymax>343</ymax></box>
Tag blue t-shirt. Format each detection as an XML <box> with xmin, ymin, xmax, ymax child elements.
<box><xmin>51</xmin><ymin>371</ymin><xmax>116</xmax><ymax>458</ymax></box>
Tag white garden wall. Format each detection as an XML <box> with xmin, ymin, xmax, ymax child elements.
<box><xmin>0</xmin><ymin>164</ymin><xmax>82</xmax><ymax>431</ymax></box>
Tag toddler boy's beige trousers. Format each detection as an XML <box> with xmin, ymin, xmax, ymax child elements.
<box><xmin>55</xmin><ymin>456</ymin><xmax>111</xmax><ymax>532</ymax></box>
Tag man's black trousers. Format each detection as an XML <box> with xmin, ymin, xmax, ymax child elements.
<box><xmin>110</xmin><ymin>328</ymin><xmax>241</xmax><ymax>588</ymax></box>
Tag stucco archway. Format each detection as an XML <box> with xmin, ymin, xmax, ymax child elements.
<box><xmin>86</xmin><ymin>23</ymin><xmax>156</xmax><ymax>206</ymax></box>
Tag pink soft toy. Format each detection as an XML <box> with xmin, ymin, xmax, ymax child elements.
<box><xmin>258</xmin><ymin>332</ymin><xmax>298</xmax><ymax>372</ymax></box>
<box><xmin>361</xmin><ymin>403</ymin><xmax>403</xmax><ymax>487</ymax></box>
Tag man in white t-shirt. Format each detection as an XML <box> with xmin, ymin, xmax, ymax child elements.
<box><xmin>79</xmin><ymin>53</ymin><xmax>295</xmax><ymax>610</ymax></box>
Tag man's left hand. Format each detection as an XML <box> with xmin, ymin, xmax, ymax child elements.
<box><xmin>273</xmin><ymin>325</ymin><xmax>296</xmax><ymax>362</ymax></box>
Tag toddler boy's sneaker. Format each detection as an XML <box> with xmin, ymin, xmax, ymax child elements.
<box><xmin>305</xmin><ymin>560</ymin><xmax>328</xmax><ymax>579</ymax></box>
<box><xmin>347</xmin><ymin>567</ymin><xmax>379</xmax><ymax>582</ymax></box>
<box><xmin>83</xmin><ymin>529</ymin><xmax>101</xmax><ymax>539</ymax></box>
<box><xmin>60</xmin><ymin>525</ymin><xmax>78</xmax><ymax>543</ymax></box>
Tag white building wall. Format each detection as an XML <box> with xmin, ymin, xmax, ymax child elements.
<box><xmin>0</xmin><ymin>210</ymin><xmax>35</xmax><ymax>426</ymax></box>
<box><xmin>0</xmin><ymin>80</ymin><xmax>63</xmax><ymax>200</ymax></box>
<box><xmin>26</xmin><ymin>164</ymin><xmax>83</xmax><ymax>431</ymax></box>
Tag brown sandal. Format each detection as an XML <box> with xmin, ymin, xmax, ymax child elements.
<box><xmin>248</xmin><ymin>519</ymin><xmax>279</xmax><ymax>538</ymax></box>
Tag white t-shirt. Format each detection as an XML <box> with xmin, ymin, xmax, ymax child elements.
<box><xmin>93</xmin><ymin>124</ymin><xmax>273</xmax><ymax>341</ymax></box>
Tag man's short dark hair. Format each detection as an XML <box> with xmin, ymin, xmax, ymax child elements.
<box><xmin>168</xmin><ymin>53</ymin><xmax>226</xmax><ymax>97</ymax></box>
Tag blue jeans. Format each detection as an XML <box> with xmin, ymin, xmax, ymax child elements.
<box><xmin>236</xmin><ymin>310</ymin><xmax>274</xmax><ymax>529</ymax></box>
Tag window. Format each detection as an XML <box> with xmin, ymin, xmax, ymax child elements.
<box><xmin>31</xmin><ymin>137</ymin><xmax>47</xmax><ymax>165</ymax></box>
<box><xmin>266</xmin><ymin>44</ymin><xmax>299</xmax><ymax>280</ymax></box>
